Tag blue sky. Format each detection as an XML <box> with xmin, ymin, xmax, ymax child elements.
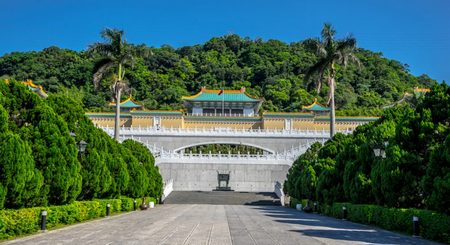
<box><xmin>2</xmin><ymin>0</ymin><xmax>449</xmax><ymax>83</ymax></box>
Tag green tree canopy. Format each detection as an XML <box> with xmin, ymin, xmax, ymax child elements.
<box><xmin>286</xmin><ymin>83</ymin><xmax>450</xmax><ymax>214</ymax></box>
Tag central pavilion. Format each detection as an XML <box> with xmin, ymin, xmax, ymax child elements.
<box><xmin>87</xmin><ymin>87</ymin><xmax>377</xmax><ymax>131</ymax></box>
<box><xmin>182</xmin><ymin>87</ymin><xmax>262</xmax><ymax>117</ymax></box>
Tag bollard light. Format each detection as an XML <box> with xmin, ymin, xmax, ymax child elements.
<box><xmin>342</xmin><ymin>206</ymin><xmax>347</xmax><ymax>220</ymax></box>
<box><xmin>106</xmin><ymin>203</ymin><xmax>111</xmax><ymax>216</ymax></box>
<box><xmin>41</xmin><ymin>210</ymin><xmax>47</xmax><ymax>231</ymax></box>
<box><xmin>413</xmin><ymin>216</ymin><xmax>420</xmax><ymax>237</ymax></box>
<box><xmin>134</xmin><ymin>199</ymin><xmax>137</xmax><ymax>211</ymax></box>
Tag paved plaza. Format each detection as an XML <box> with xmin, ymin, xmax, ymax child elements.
<box><xmin>4</xmin><ymin>204</ymin><xmax>438</xmax><ymax>245</ymax></box>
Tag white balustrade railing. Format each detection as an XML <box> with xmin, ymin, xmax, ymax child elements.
<box><xmin>152</xmin><ymin>142</ymin><xmax>310</xmax><ymax>165</ymax></box>
<box><xmin>162</xmin><ymin>179</ymin><xmax>173</xmax><ymax>202</ymax></box>
<box><xmin>186</xmin><ymin>113</ymin><xmax>256</xmax><ymax>117</ymax></box>
<box><xmin>101</xmin><ymin>125</ymin><xmax>326</xmax><ymax>163</ymax></box>
<box><xmin>115</xmin><ymin>134</ymin><xmax>315</xmax><ymax>162</ymax></box>
<box><xmin>274</xmin><ymin>181</ymin><xmax>286</xmax><ymax>206</ymax></box>
<box><xmin>99</xmin><ymin>126</ymin><xmax>352</xmax><ymax>138</ymax></box>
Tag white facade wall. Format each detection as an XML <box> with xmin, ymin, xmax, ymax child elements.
<box><xmin>158</xmin><ymin>162</ymin><xmax>290</xmax><ymax>192</ymax></box>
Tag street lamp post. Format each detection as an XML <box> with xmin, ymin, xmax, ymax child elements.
<box><xmin>78</xmin><ymin>140</ymin><xmax>88</xmax><ymax>154</ymax></box>
<box><xmin>70</xmin><ymin>132</ymin><xmax>88</xmax><ymax>157</ymax></box>
<box><xmin>373</xmin><ymin>141</ymin><xmax>389</xmax><ymax>158</ymax></box>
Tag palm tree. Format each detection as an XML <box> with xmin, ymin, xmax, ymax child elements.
<box><xmin>306</xmin><ymin>23</ymin><xmax>360</xmax><ymax>138</ymax></box>
<box><xmin>89</xmin><ymin>28</ymin><xmax>134</xmax><ymax>140</ymax></box>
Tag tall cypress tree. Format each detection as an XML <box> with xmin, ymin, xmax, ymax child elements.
<box><xmin>79</xmin><ymin>148</ymin><xmax>112</xmax><ymax>199</ymax></box>
<box><xmin>0</xmin><ymin>132</ymin><xmax>43</xmax><ymax>209</ymax></box>
<box><xmin>105</xmin><ymin>151</ymin><xmax>129</xmax><ymax>198</ymax></box>
<box><xmin>121</xmin><ymin>146</ymin><xmax>148</xmax><ymax>198</ymax></box>
<box><xmin>29</xmin><ymin>104</ymin><xmax>82</xmax><ymax>205</ymax></box>
<box><xmin>122</xmin><ymin>139</ymin><xmax>163</xmax><ymax>198</ymax></box>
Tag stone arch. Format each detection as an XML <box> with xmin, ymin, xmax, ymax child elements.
<box><xmin>173</xmin><ymin>141</ymin><xmax>276</xmax><ymax>154</ymax></box>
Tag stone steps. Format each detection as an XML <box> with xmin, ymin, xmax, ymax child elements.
<box><xmin>163</xmin><ymin>191</ymin><xmax>281</xmax><ymax>205</ymax></box>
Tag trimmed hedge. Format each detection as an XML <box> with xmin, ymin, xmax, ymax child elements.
<box><xmin>0</xmin><ymin>197</ymin><xmax>154</xmax><ymax>241</ymax></box>
<box><xmin>322</xmin><ymin>203</ymin><xmax>450</xmax><ymax>244</ymax></box>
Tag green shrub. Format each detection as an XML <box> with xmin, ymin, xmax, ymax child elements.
<box><xmin>148</xmin><ymin>197</ymin><xmax>157</xmax><ymax>204</ymax></box>
<box><xmin>0</xmin><ymin>197</ymin><xmax>148</xmax><ymax>241</ymax></box>
<box><xmin>323</xmin><ymin>203</ymin><xmax>450</xmax><ymax>244</ymax></box>
<box><xmin>0</xmin><ymin>208</ymin><xmax>40</xmax><ymax>240</ymax></box>
<box><xmin>120</xmin><ymin>197</ymin><xmax>135</xmax><ymax>211</ymax></box>
<box><xmin>289</xmin><ymin>197</ymin><xmax>308</xmax><ymax>208</ymax></box>
<box><xmin>117</xmin><ymin>197</ymin><xmax>156</xmax><ymax>211</ymax></box>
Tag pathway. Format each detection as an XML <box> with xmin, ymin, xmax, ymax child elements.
<box><xmin>3</xmin><ymin>204</ymin><xmax>438</xmax><ymax>245</ymax></box>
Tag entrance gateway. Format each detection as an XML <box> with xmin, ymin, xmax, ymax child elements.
<box><xmin>87</xmin><ymin>87</ymin><xmax>377</xmax><ymax>194</ymax></box>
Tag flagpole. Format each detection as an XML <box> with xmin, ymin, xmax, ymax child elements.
<box><xmin>222</xmin><ymin>81</ymin><xmax>225</xmax><ymax>116</ymax></box>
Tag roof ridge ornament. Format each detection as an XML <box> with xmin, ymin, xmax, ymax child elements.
<box><xmin>181</xmin><ymin>87</ymin><xmax>261</xmax><ymax>102</ymax></box>
<box><xmin>302</xmin><ymin>98</ymin><xmax>330</xmax><ymax>112</ymax></box>
<box><xmin>21</xmin><ymin>79</ymin><xmax>48</xmax><ymax>98</ymax></box>
<box><xmin>109</xmin><ymin>96</ymin><xmax>143</xmax><ymax>110</ymax></box>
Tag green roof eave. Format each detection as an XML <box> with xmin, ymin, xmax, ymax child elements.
<box><xmin>263</xmin><ymin>113</ymin><xmax>314</xmax><ymax>118</ymax></box>
<box><xmin>109</xmin><ymin>97</ymin><xmax>143</xmax><ymax>108</ymax></box>
<box><xmin>185</xmin><ymin>93</ymin><xmax>260</xmax><ymax>102</ymax></box>
<box><xmin>131</xmin><ymin>111</ymin><xmax>183</xmax><ymax>115</ymax></box>
<box><xmin>305</xmin><ymin>104</ymin><xmax>330</xmax><ymax>111</ymax></box>
<box><xmin>414</xmin><ymin>92</ymin><xmax>427</xmax><ymax>97</ymax></box>
<box><xmin>184</xmin><ymin>116</ymin><xmax>262</xmax><ymax>122</ymax></box>
<box><xmin>118</xmin><ymin>100</ymin><xmax>142</xmax><ymax>108</ymax></box>
<box><xmin>315</xmin><ymin>117</ymin><xmax>379</xmax><ymax>122</ymax></box>
<box><xmin>27</xmin><ymin>86</ymin><xmax>39</xmax><ymax>92</ymax></box>
<box><xmin>85</xmin><ymin>113</ymin><xmax>132</xmax><ymax>118</ymax></box>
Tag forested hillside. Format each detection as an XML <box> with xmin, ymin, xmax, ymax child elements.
<box><xmin>0</xmin><ymin>35</ymin><xmax>437</xmax><ymax>115</ymax></box>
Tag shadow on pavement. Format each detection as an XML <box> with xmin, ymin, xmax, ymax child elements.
<box><xmin>250</xmin><ymin>206</ymin><xmax>437</xmax><ymax>245</ymax></box>
<box><xmin>289</xmin><ymin>228</ymin><xmax>411</xmax><ymax>245</ymax></box>
<box><xmin>164</xmin><ymin>191</ymin><xmax>281</xmax><ymax>205</ymax></box>
<box><xmin>244</xmin><ymin>200</ymin><xmax>281</xmax><ymax>206</ymax></box>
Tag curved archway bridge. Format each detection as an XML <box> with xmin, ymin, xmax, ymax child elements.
<box><xmin>99</xmin><ymin>126</ymin><xmax>352</xmax><ymax>161</ymax></box>
<box><xmin>98</xmin><ymin>126</ymin><xmax>351</xmax><ymax>192</ymax></box>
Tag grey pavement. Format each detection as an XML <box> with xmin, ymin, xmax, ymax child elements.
<box><xmin>2</xmin><ymin>204</ymin><xmax>439</xmax><ymax>245</ymax></box>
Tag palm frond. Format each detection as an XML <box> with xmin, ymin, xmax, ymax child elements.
<box><xmin>91</xmin><ymin>28</ymin><xmax>135</xmax><ymax>89</ymax></box>
<box><xmin>111</xmin><ymin>80</ymin><xmax>128</xmax><ymax>99</ymax></box>
<box><xmin>93</xmin><ymin>61</ymin><xmax>114</xmax><ymax>89</ymax></box>
<box><xmin>344</xmin><ymin>53</ymin><xmax>361</xmax><ymax>68</ymax></box>
<box><xmin>101</xmin><ymin>28</ymin><xmax>124</xmax><ymax>44</ymax></box>
<box><xmin>321</xmin><ymin>34</ymin><xmax>358</xmax><ymax>69</ymax></box>
<box><xmin>306</xmin><ymin>58</ymin><xmax>329</xmax><ymax>78</ymax></box>
<box><xmin>305</xmin><ymin>58</ymin><xmax>330</xmax><ymax>93</ymax></box>
<box><xmin>88</xmin><ymin>42</ymin><xmax>114</xmax><ymax>59</ymax></box>
<box><xmin>302</xmin><ymin>38</ymin><xmax>320</xmax><ymax>52</ymax></box>
<box><xmin>336</xmin><ymin>36</ymin><xmax>357</xmax><ymax>51</ymax></box>
<box><xmin>314</xmin><ymin>40</ymin><xmax>328</xmax><ymax>58</ymax></box>
<box><xmin>321</xmin><ymin>23</ymin><xmax>336</xmax><ymax>47</ymax></box>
